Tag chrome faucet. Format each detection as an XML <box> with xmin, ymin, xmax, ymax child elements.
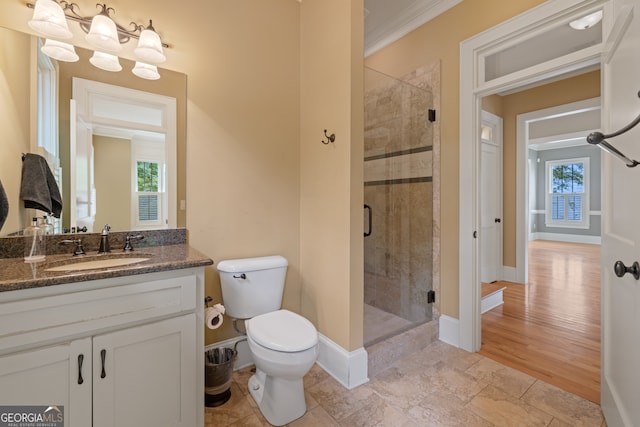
<box><xmin>98</xmin><ymin>224</ymin><xmax>111</xmax><ymax>254</ymax></box>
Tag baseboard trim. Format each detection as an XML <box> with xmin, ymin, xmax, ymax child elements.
<box><xmin>438</xmin><ymin>314</ymin><xmax>459</xmax><ymax>347</ymax></box>
<box><xmin>316</xmin><ymin>334</ymin><xmax>369</xmax><ymax>390</ymax></box>
<box><xmin>481</xmin><ymin>289</ymin><xmax>504</xmax><ymax>314</ymax></box>
<box><xmin>530</xmin><ymin>232</ymin><xmax>601</xmax><ymax>245</ymax></box>
<box><xmin>502</xmin><ymin>266</ymin><xmax>517</xmax><ymax>282</ymax></box>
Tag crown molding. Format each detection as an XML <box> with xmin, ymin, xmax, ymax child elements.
<box><xmin>364</xmin><ymin>0</ymin><xmax>462</xmax><ymax>57</ymax></box>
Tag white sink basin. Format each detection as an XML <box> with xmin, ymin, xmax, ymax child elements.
<box><xmin>45</xmin><ymin>257</ymin><xmax>150</xmax><ymax>272</ymax></box>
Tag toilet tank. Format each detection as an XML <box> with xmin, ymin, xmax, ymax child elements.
<box><xmin>216</xmin><ymin>255</ymin><xmax>288</xmax><ymax>319</ymax></box>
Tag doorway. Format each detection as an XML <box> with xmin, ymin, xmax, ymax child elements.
<box><xmin>478</xmin><ymin>72</ymin><xmax>603</xmax><ymax>403</ymax></box>
<box><xmin>458</xmin><ymin>0</ymin><xmax>606</xmax><ymax>353</ymax></box>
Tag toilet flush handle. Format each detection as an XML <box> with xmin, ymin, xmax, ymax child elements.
<box><xmin>233</xmin><ymin>273</ymin><xmax>247</xmax><ymax>279</ymax></box>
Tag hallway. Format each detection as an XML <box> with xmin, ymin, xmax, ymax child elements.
<box><xmin>480</xmin><ymin>240</ymin><xmax>601</xmax><ymax>403</ymax></box>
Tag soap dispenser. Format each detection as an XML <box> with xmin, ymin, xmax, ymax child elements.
<box><xmin>24</xmin><ymin>217</ymin><xmax>46</xmax><ymax>262</ymax></box>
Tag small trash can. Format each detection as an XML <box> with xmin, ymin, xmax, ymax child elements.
<box><xmin>204</xmin><ymin>347</ymin><xmax>236</xmax><ymax>407</ymax></box>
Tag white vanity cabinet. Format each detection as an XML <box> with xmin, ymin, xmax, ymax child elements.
<box><xmin>0</xmin><ymin>267</ymin><xmax>205</xmax><ymax>427</ymax></box>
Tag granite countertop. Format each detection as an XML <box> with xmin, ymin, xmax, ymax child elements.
<box><xmin>0</xmin><ymin>244</ymin><xmax>214</xmax><ymax>293</ymax></box>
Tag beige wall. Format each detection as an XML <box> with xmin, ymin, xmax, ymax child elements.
<box><xmin>181</xmin><ymin>1</ymin><xmax>302</xmax><ymax>345</ymax></box>
<box><xmin>300</xmin><ymin>0</ymin><xmax>364</xmax><ymax>351</ymax></box>
<box><xmin>365</xmin><ymin>0</ymin><xmax>547</xmax><ymax>318</ymax></box>
<box><xmin>93</xmin><ymin>136</ymin><xmax>131</xmax><ymax>231</ymax></box>
<box><xmin>0</xmin><ymin>27</ymin><xmax>31</xmax><ymax>236</ymax></box>
<box><xmin>495</xmin><ymin>70</ymin><xmax>601</xmax><ymax>267</ymax></box>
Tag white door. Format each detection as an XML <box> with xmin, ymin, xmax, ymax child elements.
<box><xmin>0</xmin><ymin>338</ymin><xmax>92</xmax><ymax>426</ymax></box>
<box><xmin>93</xmin><ymin>314</ymin><xmax>197</xmax><ymax>427</ymax></box>
<box><xmin>69</xmin><ymin>100</ymin><xmax>95</xmax><ymax>233</ymax></box>
<box><xmin>480</xmin><ymin>111</ymin><xmax>503</xmax><ymax>283</ymax></box>
<box><xmin>600</xmin><ymin>2</ymin><xmax>640</xmax><ymax>425</ymax></box>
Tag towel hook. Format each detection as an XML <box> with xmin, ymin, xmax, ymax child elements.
<box><xmin>586</xmin><ymin>90</ymin><xmax>640</xmax><ymax>168</ymax></box>
<box><xmin>321</xmin><ymin>129</ymin><xmax>336</xmax><ymax>145</ymax></box>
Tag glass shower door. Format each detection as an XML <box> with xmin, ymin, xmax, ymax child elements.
<box><xmin>363</xmin><ymin>67</ymin><xmax>434</xmax><ymax>345</ymax></box>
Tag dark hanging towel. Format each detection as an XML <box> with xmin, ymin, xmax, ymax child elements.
<box><xmin>20</xmin><ymin>153</ymin><xmax>62</xmax><ymax>218</ymax></box>
<box><xmin>0</xmin><ymin>178</ymin><xmax>8</xmax><ymax>232</ymax></box>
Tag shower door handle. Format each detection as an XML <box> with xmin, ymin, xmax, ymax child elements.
<box><xmin>364</xmin><ymin>204</ymin><xmax>372</xmax><ymax>237</ymax></box>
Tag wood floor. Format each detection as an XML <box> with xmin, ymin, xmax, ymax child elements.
<box><xmin>480</xmin><ymin>240</ymin><xmax>601</xmax><ymax>404</ymax></box>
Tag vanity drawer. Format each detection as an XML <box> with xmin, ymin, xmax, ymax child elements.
<box><xmin>0</xmin><ymin>272</ymin><xmax>197</xmax><ymax>353</ymax></box>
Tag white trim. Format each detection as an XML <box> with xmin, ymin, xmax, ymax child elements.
<box><xmin>481</xmin><ymin>289</ymin><xmax>504</xmax><ymax>314</ymax></box>
<box><xmin>438</xmin><ymin>315</ymin><xmax>459</xmax><ymax>347</ymax></box>
<box><xmin>364</xmin><ymin>0</ymin><xmax>462</xmax><ymax>57</ymax></box>
<box><xmin>460</xmin><ymin>0</ymin><xmax>608</xmax><ymax>352</ymax></box>
<box><xmin>502</xmin><ymin>266</ymin><xmax>517</xmax><ymax>283</ymax></box>
<box><xmin>316</xmin><ymin>334</ymin><xmax>369</xmax><ymax>390</ymax></box>
<box><xmin>529</xmin><ymin>232</ymin><xmax>601</xmax><ymax>245</ymax></box>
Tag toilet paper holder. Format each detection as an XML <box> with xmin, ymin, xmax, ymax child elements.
<box><xmin>205</xmin><ymin>296</ymin><xmax>213</xmax><ymax>307</ymax></box>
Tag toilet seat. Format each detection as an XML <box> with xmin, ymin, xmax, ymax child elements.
<box><xmin>247</xmin><ymin>309</ymin><xmax>318</xmax><ymax>352</ymax></box>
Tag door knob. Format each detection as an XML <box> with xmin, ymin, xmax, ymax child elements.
<box><xmin>614</xmin><ymin>260</ymin><xmax>640</xmax><ymax>280</ymax></box>
<box><xmin>494</xmin><ymin>218</ymin><xmax>501</xmax><ymax>223</ymax></box>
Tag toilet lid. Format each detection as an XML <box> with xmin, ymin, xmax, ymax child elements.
<box><xmin>247</xmin><ymin>309</ymin><xmax>318</xmax><ymax>352</ymax></box>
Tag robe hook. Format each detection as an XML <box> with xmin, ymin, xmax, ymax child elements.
<box><xmin>322</xmin><ymin>129</ymin><xmax>336</xmax><ymax>145</ymax></box>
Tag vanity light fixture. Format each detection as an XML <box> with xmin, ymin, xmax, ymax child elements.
<box><xmin>28</xmin><ymin>0</ymin><xmax>72</xmax><ymax>39</ymax></box>
<box><xmin>132</xmin><ymin>62</ymin><xmax>160</xmax><ymax>80</ymax></box>
<box><xmin>26</xmin><ymin>0</ymin><xmax>168</xmax><ymax>80</ymax></box>
<box><xmin>569</xmin><ymin>10</ymin><xmax>603</xmax><ymax>30</ymax></box>
<box><xmin>134</xmin><ymin>21</ymin><xmax>166</xmax><ymax>64</ymax></box>
<box><xmin>85</xmin><ymin>4</ymin><xmax>122</xmax><ymax>52</ymax></box>
<box><xmin>89</xmin><ymin>51</ymin><xmax>122</xmax><ymax>72</ymax></box>
<box><xmin>41</xmin><ymin>39</ymin><xmax>79</xmax><ymax>62</ymax></box>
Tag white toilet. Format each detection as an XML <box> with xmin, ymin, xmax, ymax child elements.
<box><xmin>216</xmin><ymin>255</ymin><xmax>319</xmax><ymax>426</ymax></box>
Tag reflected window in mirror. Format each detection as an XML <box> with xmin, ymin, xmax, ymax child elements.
<box><xmin>135</xmin><ymin>160</ymin><xmax>162</xmax><ymax>227</ymax></box>
<box><xmin>132</xmin><ymin>139</ymin><xmax>167</xmax><ymax>230</ymax></box>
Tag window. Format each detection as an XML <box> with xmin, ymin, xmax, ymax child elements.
<box><xmin>545</xmin><ymin>158</ymin><xmax>589</xmax><ymax>228</ymax></box>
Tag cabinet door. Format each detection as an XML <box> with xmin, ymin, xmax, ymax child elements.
<box><xmin>93</xmin><ymin>314</ymin><xmax>197</xmax><ymax>427</ymax></box>
<box><xmin>0</xmin><ymin>338</ymin><xmax>92</xmax><ymax>426</ymax></box>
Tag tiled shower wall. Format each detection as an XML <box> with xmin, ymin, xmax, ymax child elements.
<box><xmin>363</xmin><ymin>63</ymin><xmax>440</xmax><ymax>324</ymax></box>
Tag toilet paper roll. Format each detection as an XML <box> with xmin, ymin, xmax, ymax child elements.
<box><xmin>205</xmin><ymin>304</ymin><xmax>226</xmax><ymax>330</ymax></box>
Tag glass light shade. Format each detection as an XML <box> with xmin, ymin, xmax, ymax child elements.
<box><xmin>89</xmin><ymin>51</ymin><xmax>122</xmax><ymax>72</ymax></box>
<box><xmin>132</xmin><ymin>62</ymin><xmax>160</xmax><ymax>80</ymax></box>
<box><xmin>134</xmin><ymin>28</ymin><xmax>166</xmax><ymax>64</ymax></box>
<box><xmin>41</xmin><ymin>39</ymin><xmax>79</xmax><ymax>62</ymax></box>
<box><xmin>569</xmin><ymin>10</ymin><xmax>603</xmax><ymax>30</ymax></box>
<box><xmin>28</xmin><ymin>0</ymin><xmax>72</xmax><ymax>39</ymax></box>
<box><xmin>86</xmin><ymin>14</ymin><xmax>122</xmax><ymax>52</ymax></box>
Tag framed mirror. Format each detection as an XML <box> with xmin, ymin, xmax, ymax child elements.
<box><xmin>0</xmin><ymin>26</ymin><xmax>187</xmax><ymax>236</ymax></box>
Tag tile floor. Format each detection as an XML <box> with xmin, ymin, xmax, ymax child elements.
<box><xmin>204</xmin><ymin>340</ymin><xmax>606</xmax><ymax>426</ymax></box>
